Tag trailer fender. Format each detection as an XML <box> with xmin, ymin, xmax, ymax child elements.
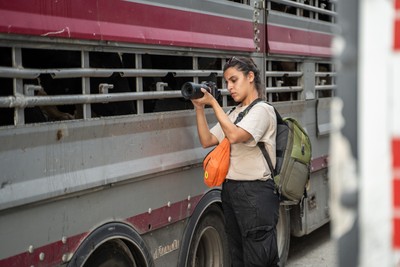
<box><xmin>67</xmin><ymin>222</ymin><xmax>154</xmax><ymax>267</ymax></box>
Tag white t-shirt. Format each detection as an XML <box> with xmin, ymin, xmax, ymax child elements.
<box><xmin>210</xmin><ymin>102</ymin><xmax>277</xmax><ymax>181</ymax></box>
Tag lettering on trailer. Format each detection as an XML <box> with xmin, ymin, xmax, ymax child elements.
<box><xmin>153</xmin><ymin>239</ymin><xmax>180</xmax><ymax>260</ymax></box>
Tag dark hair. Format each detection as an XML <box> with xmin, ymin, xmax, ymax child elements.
<box><xmin>223</xmin><ymin>57</ymin><xmax>264</xmax><ymax>99</ymax></box>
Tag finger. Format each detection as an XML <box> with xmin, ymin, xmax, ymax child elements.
<box><xmin>200</xmin><ymin>88</ymin><xmax>209</xmax><ymax>94</ymax></box>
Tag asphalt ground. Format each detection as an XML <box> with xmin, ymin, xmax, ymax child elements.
<box><xmin>286</xmin><ymin>223</ymin><xmax>338</xmax><ymax>267</ymax></box>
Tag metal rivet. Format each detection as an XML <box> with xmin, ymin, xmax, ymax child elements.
<box><xmin>62</xmin><ymin>253</ymin><xmax>69</xmax><ymax>262</ymax></box>
<box><xmin>39</xmin><ymin>252</ymin><xmax>45</xmax><ymax>261</ymax></box>
<box><xmin>148</xmin><ymin>208</ymin><xmax>152</xmax><ymax>214</ymax></box>
<box><xmin>168</xmin><ymin>216</ymin><xmax>172</xmax><ymax>222</ymax></box>
<box><xmin>187</xmin><ymin>195</ymin><xmax>191</xmax><ymax>201</ymax></box>
<box><xmin>28</xmin><ymin>245</ymin><xmax>34</xmax><ymax>254</ymax></box>
<box><xmin>61</xmin><ymin>236</ymin><xmax>67</xmax><ymax>244</ymax></box>
<box><xmin>188</xmin><ymin>203</ymin><xmax>191</xmax><ymax>209</ymax></box>
<box><xmin>167</xmin><ymin>201</ymin><xmax>171</xmax><ymax>207</ymax></box>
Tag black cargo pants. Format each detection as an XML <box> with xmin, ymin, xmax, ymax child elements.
<box><xmin>221</xmin><ymin>179</ymin><xmax>280</xmax><ymax>267</ymax></box>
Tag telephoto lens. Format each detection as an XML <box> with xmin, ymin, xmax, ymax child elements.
<box><xmin>181</xmin><ymin>82</ymin><xmax>209</xmax><ymax>100</ymax></box>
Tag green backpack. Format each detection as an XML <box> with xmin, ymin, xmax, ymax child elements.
<box><xmin>258</xmin><ymin>108</ymin><xmax>312</xmax><ymax>202</ymax></box>
<box><xmin>239</xmin><ymin>98</ymin><xmax>312</xmax><ymax>202</ymax></box>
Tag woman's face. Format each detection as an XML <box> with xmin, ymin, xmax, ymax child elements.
<box><xmin>224</xmin><ymin>66</ymin><xmax>255</xmax><ymax>103</ymax></box>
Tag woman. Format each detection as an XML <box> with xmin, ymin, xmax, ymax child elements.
<box><xmin>191</xmin><ymin>57</ymin><xmax>280</xmax><ymax>266</ymax></box>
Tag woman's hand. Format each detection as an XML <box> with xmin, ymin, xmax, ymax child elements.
<box><xmin>191</xmin><ymin>88</ymin><xmax>217</xmax><ymax>109</ymax></box>
<box><xmin>190</xmin><ymin>88</ymin><xmax>219</xmax><ymax>147</ymax></box>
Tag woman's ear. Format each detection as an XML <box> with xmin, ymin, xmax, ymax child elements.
<box><xmin>247</xmin><ymin>71</ymin><xmax>255</xmax><ymax>83</ymax></box>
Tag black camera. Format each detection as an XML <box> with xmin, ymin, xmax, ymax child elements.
<box><xmin>181</xmin><ymin>81</ymin><xmax>220</xmax><ymax>100</ymax></box>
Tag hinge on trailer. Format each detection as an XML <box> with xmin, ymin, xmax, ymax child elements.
<box><xmin>254</xmin><ymin>0</ymin><xmax>265</xmax><ymax>10</ymax></box>
<box><xmin>253</xmin><ymin>0</ymin><xmax>264</xmax><ymax>52</ymax></box>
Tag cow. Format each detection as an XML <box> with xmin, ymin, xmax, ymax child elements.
<box><xmin>0</xmin><ymin>48</ymin><xmax>137</xmax><ymax>127</ymax></box>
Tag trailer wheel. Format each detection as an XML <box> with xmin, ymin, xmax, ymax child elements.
<box><xmin>69</xmin><ymin>223</ymin><xmax>153</xmax><ymax>267</ymax></box>
<box><xmin>277</xmin><ymin>205</ymin><xmax>291</xmax><ymax>266</ymax></box>
<box><xmin>83</xmin><ymin>239</ymin><xmax>137</xmax><ymax>267</ymax></box>
<box><xmin>187</xmin><ymin>205</ymin><xmax>230</xmax><ymax>267</ymax></box>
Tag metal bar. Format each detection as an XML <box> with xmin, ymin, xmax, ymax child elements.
<box><xmin>265</xmin><ymin>71</ymin><xmax>303</xmax><ymax>77</ymax></box>
<box><xmin>0</xmin><ymin>67</ymin><xmax>166</xmax><ymax>79</ymax></box>
<box><xmin>0</xmin><ymin>67</ymin><xmax>223</xmax><ymax>79</ymax></box>
<box><xmin>193</xmin><ymin>58</ymin><xmax>199</xmax><ymax>84</ymax></box>
<box><xmin>172</xmin><ymin>70</ymin><xmax>222</xmax><ymax>77</ymax></box>
<box><xmin>52</xmin><ymin>69</ymin><xmax>113</xmax><ymax>78</ymax></box>
<box><xmin>315</xmin><ymin>85</ymin><xmax>337</xmax><ymax>90</ymax></box>
<box><xmin>220</xmin><ymin>58</ymin><xmax>228</xmax><ymax>107</ymax></box>
<box><xmin>0</xmin><ymin>88</ymin><xmax>234</xmax><ymax>108</ymax></box>
<box><xmin>271</xmin><ymin>0</ymin><xmax>337</xmax><ymax>17</ymax></box>
<box><xmin>219</xmin><ymin>89</ymin><xmax>230</xmax><ymax>96</ymax></box>
<box><xmin>0</xmin><ymin>67</ymin><xmax>40</xmax><ymax>79</ymax></box>
<box><xmin>81</xmin><ymin>51</ymin><xmax>91</xmax><ymax>119</ymax></box>
<box><xmin>0</xmin><ymin>91</ymin><xmax>183</xmax><ymax>108</ymax></box>
<box><xmin>135</xmin><ymin>54</ymin><xmax>144</xmax><ymax>114</ymax></box>
<box><xmin>12</xmin><ymin>47</ymin><xmax>24</xmax><ymax>125</ymax></box>
<box><xmin>315</xmin><ymin>72</ymin><xmax>337</xmax><ymax>77</ymax></box>
<box><xmin>266</xmin><ymin>86</ymin><xmax>303</xmax><ymax>93</ymax></box>
<box><xmin>120</xmin><ymin>69</ymin><xmax>168</xmax><ymax>77</ymax></box>
<box><xmin>267</xmin><ymin>61</ymin><xmax>273</xmax><ymax>103</ymax></box>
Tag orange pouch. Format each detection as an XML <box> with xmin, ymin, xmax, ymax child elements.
<box><xmin>203</xmin><ymin>138</ymin><xmax>231</xmax><ymax>187</ymax></box>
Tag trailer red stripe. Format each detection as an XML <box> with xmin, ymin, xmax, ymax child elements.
<box><xmin>126</xmin><ymin>195</ymin><xmax>202</xmax><ymax>234</ymax></box>
<box><xmin>0</xmin><ymin>194</ymin><xmax>202</xmax><ymax>267</ymax></box>
<box><xmin>310</xmin><ymin>155</ymin><xmax>329</xmax><ymax>173</ymax></box>
<box><xmin>0</xmin><ymin>0</ymin><xmax>255</xmax><ymax>52</ymax></box>
<box><xmin>393</xmin><ymin>138</ymin><xmax>400</xmax><ymax>249</ymax></box>
<box><xmin>267</xmin><ymin>24</ymin><xmax>333</xmax><ymax>57</ymax></box>
<box><xmin>0</xmin><ymin>234</ymin><xmax>85</xmax><ymax>267</ymax></box>
<box><xmin>0</xmin><ymin>10</ymin><xmax>253</xmax><ymax>51</ymax></box>
<box><xmin>0</xmin><ymin>0</ymin><xmax>334</xmax><ymax>55</ymax></box>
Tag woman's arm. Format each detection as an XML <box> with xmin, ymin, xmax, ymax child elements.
<box><xmin>209</xmin><ymin>98</ymin><xmax>252</xmax><ymax>144</ymax></box>
<box><xmin>193</xmin><ymin>107</ymin><xmax>219</xmax><ymax>148</ymax></box>
<box><xmin>192</xmin><ymin>89</ymin><xmax>252</xmax><ymax>145</ymax></box>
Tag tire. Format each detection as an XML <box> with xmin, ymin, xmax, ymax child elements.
<box><xmin>69</xmin><ymin>223</ymin><xmax>153</xmax><ymax>267</ymax></box>
<box><xmin>83</xmin><ymin>239</ymin><xmax>137</xmax><ymax>267</ymax></box>
<box><xmin>187</xmin><ymin>205</ymin><xmax>230</xmax><ymax>267</ymax></box>
<box><xmin>277</xmin><ymin>205</ymin><xmax>291</xmax><ymax>266</ymax></box>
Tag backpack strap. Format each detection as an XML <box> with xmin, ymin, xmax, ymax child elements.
<box><xmin>258</xmin><ymin>142</ymin><xmax>275</xmax><ymax>178</ymax></box>
<box><xmin>233</xmin><ymin>98</ymin><xmax>263</xmax><ymax>124</ymax></box>
<box><xmin>257</xmin><ymin>104</ymin><xmax>284</xmax><ymax>178</ymax></box>
<box><xmin>231</xmin><ymin>98</ymin><xmax>277</xmax><ymax>178</ymax></box>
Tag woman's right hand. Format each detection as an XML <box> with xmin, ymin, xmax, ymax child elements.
<box><xmin>192</xmin><ymin>88</ymin><xmax>218</xmax><ymax>109</ymax></box>
<box><xmin>191</xmin><ymin>88</ymin><xmax>214</xmax><ymax>110</ymax></box>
